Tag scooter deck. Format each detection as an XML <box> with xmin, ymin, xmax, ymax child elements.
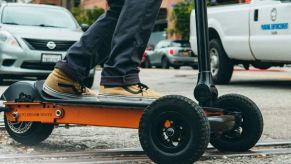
<box><xmin>2</xmin><ymin>81</ymin><xmax>156</xmax><ymax>128</ymax></box>
<box><xmin>35</xmin><ymin>81</ymin><xmax>154</xmax><ymax>108</ymax></box>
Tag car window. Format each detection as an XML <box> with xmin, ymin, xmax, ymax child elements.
<box><xmin>164</xmin><ymin>41</ymin><xmax>171</xmax><ymax>48</ymax></box>
<box><xmin>156</xmin><ymin>41</ymin><xmax>169</xmax><ymax>49</ymax></box>
<box><xmin>2</xmin><ymin>6</ymin><xmax>78</xmax><ymax>29</ymax></box>
<box><xmin>210</xmin><ymin>0</ymin><xmax>249</xmax><ymax>6</ymax></box>
<box><xmin>155</xmin><ymin>42</ymin><xmax>163</xmax><ymax>49</ymax></box>
<box><xmin>171</xmin><ymin>41</ymin><xmax>191</xmax><ymax>48</ymax></box>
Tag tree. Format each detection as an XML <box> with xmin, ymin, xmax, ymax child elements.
<box><xmin>169</xmin><ymin>2</ymin><xmax>193</xmax><ymax>40</ymax></box>
<box><xmin>71</xmin><ymin>7</ymin><xmax>105</xmax><ymax>25</ymax></box>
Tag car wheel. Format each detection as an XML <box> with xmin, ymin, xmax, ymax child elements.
<box><xmin>84</xmin><ymin>76</ymin><xmax>94</xmax><ymax>88</ymax></box>
<box><xmin>161</xmin><ymin>57</ymin><xmax>170</xmax><ymax>69</ymax></box>
<box><xmin>144</xmin><ymin>58</ymin><xmax>152</xmax><ymax>69</ymax></box>
<box><xmin>209</xmin><ymin>39</ymin><xmax>233</xmax><ymax>84</ymax></box>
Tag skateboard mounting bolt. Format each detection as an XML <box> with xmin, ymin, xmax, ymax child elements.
<box><xmin>55</xmin><ymin>110</ymin><xmax>63</xmax><ymax>117</ymax></box>
<box><xmin>12</xmin><ymin>112</ymin><xmax>18</xmax><ymax>119</ymax></box>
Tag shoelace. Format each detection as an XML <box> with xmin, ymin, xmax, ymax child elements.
<box><xmin>122</xmin><ymin>83</ymin><xmax>149</xmax><ymax>94</ymax></box>
<box><xmin>137</xmin><ymin>83</ymin><xmax>149</xmax><ymax>92</ymax></box>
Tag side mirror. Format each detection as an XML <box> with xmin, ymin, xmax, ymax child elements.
<box><xmin>80</xmin><ymin>24</ymin><xmax>89</xmax><ymax>32</ymax></box>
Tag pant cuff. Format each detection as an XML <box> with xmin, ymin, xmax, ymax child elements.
<box><xmin>100</xmin><ymin>74</ymin><xmax>140</xmax><ymax>86</ymax></box>
<box><xmin>55</xmin><ymin>60</ymin><xmax>85</xmax><ymax>82</ymax></box>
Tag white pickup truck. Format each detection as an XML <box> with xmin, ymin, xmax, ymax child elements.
<box><xmin>190</xmin><ymin>0</ymin><xmax>291</xmax><ymax>84</ymax></box>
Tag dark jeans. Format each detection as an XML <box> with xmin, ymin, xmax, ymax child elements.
<box><xmin>55</xmin><ymin>0</ymin><xmax>163</xmax><ymax>86</ymax></box>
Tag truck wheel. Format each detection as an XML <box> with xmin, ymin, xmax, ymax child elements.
<box><xmin>139</xmin><ymin>95</ymin><xmax>210</xmax><ymax>163</ymax></box>
<box><xmin>161</xmin><ymin>57</ymin><xmax>170</xmax><ymax>69</ymax></box>
<box><xmin>4</xmin><ymin>115</ymin><xmax>54</xmax><ymax>146</ymax></box>
<box><xmin>209</xmin><ymin>39</ymin><xmax>233</xmax><ymax>84</ymax></box>
<box><xmin>210</xmin><ymin>94</ymin><xmax>263</xmax><ymax>152</ymax></box>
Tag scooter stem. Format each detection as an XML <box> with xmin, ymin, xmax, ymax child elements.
<box><xmin>193</xmin><ymin>0</ymin><xmax>218</xmax><ymax>106</ymax></box>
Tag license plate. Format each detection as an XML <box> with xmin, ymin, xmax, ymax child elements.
<box><xmin>182</xmin><ymin>51</ymin><xmax>190</xmax><ymax>56</ymax></box>
<box><xmin>42</xmin><ymin>54</ymin><xmax>62</xmax><ymax>63</ymax></box>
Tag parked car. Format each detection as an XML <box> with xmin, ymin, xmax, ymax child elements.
<box><xmin>190</xmin><ymin>0</ymin><xmax>291</xmax><ymax>84</ymax></box>
<box><xmin>144</xmin><ymin>40</ymin><xmax>198</xmax><ymax>69</ymax></box>
<box><xmin>141</xmin><ymin>47</ymin><xmax>153</xmax><ymax>68</ymax></box>
<box><xmin>0</xmin><ymin>3</ymin><xmax>95</xmax><ymax>87</ymax></box>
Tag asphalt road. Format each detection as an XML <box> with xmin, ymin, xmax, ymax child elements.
<box><xmin>1</xmin><ymin>67</ymin><xmax>291</xmax><ymax>163</ymax></box>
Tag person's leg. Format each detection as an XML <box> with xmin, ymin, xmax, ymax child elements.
<box><xmin>56</xmin><ymin>0</ymin><xmax>124</xmax><ymax>82</ymax></box>
<box><xmin>43</xmin><ymin>0</ymin><xmax>124</xmax><ymax>98</ymax></box>
<box><xmin>99</xmin><ymin>0</ymin><xmax>163</xmax><ymax>98</ymax></box>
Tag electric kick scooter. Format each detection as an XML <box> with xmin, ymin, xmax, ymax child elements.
<box><xmin>0</xmin><ymin>0</ymin><xmax>263</xmax><ymax>163</ymax></box>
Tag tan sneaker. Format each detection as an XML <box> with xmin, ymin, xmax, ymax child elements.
<box><xmin>43</xmin><ymin>68</ymin><xmax>96</xmax><ymax>99</ymax></box>
<box><xmin>99</xmin><ymin>83</ymin><xmax>161</xmax><ymax>99</ymax></box>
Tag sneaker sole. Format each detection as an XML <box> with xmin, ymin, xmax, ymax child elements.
<box><xmin>43</xmin><ymin>83</ymin><xmax>97</xmax><ymax>101</ymax></box>
<box><xmin>98</xmin><ymin>93</ymin><xmax>158</xmax><ymax>101</ymax></box>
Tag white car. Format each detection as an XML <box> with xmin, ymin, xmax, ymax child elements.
<box><xmin>190</xmin><ymin>0</ymin><xmax>291</xmax><ymax>84</ymax></box>
<box><xmin>0</xmin><ymin>3</ymin><xmax>95</xmax><ymax>87</ymax></box>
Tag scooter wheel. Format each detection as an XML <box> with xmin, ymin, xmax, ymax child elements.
<box><xmin>4</xmin><ymin>114</ymin><xmax>54</xmax><ymax>146</ymax></box>
<box><xmin>139</xmin><ymin>95</ymin><xmax>210</xmax><ymax>163</ymax></box>
<box><xmin>210</xmin><ymin>94</ymin><xmax>263</xmax><ymax>152</ymax></box>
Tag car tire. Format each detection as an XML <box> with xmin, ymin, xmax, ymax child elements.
<box><xmin>144</xmin><ymin>58</ymin><xmax>152</xmax><ymax>69</ymax></box>
<box><xmin>84</xmin><ymin>76</ymin><xmax>94</xmax><ymax>88</ymax></box>
<box><xmin>209</xmin><ymin>39</ymin><xmax>233</xmax><ymax>84</ymax></box>
<box><xmin>161</xmin><ymin>57</ymin><xmax>170</xmax><ymax>69</ymax></box>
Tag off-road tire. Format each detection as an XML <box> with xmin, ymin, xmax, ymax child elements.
<box><xmin>139</xmin><ymin>95</ymin><xmax>210</xmax><ymax>163</ymax></box>
<box><xmin>4</xmin><ymin>115</ymin><xmax>54</xmax><ymax>146</ymax></box>
<box><xmin>210</xmin><ymin>94</ymin><xmax>263</xmax><ymax>152</ymax></box>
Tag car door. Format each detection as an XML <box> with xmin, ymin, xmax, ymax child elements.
<box><xmin>152</xmin><ymin>41</ymin><xmax>168</xmax><ymax>65</ymax></box>
<box><xmin>151</xmin><ymin>42</ymin><xmax>163</xmax><ymax>65</ymax></box>
<box><xmin>250</xmin><ymin>0</ymin><xmax>291</xmax><ymax>61</ymax></box>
